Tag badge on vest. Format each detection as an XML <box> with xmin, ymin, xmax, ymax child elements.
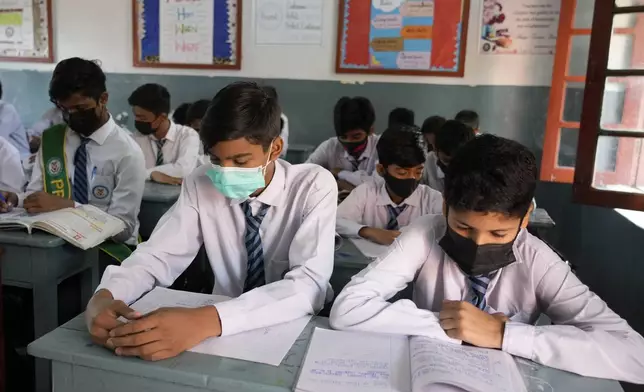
<box><xmin>92</xmin><ymin>185</ymin><xmax>110</xmax><ymax>200</ymax></box>
<box><xmin>46</xmin><ymin>157</ymin><xmax>63</xmax><ymax>176</ymax></box>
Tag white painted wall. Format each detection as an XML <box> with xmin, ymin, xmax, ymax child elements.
<box><xmin>0</xmin><ymin>0</ymin><xmax>557</xmax><ymax>86</ymax></box>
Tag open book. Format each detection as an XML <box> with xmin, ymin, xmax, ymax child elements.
<box><xmin>0</xmin><ymin>205</ymin><xmax>125</xmax><ymax>250</ymax></box>
<box><xmin>295</xmin><ymin>329</ymin><xmax>527</xmax><ymax>392</ymax></box>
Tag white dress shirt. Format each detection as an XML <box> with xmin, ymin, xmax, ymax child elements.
<box><xmin>28</xmin><ymin>107</ymin><xmax>64</xmax><ymax>137</ymax></box>
<box><xmin>98</xmin><ymin>160</ymin><xmax>338</xmax><ymax>336</ymax></box>
<box><xmin>22</xmin><ymin>116</ymin><xmax>146</xmax><ymax>245</ymax></box>
<box><xmin>0</xmin><ymin>100</ymin><xmax>29</xmax><ymax>159</ymax></box>
<box><xmin>0</xmin><ymin>136</ymin><xmax>25</xmax><ymax>193</ymax></box>
<box><xmin>306</xmin><ymin>134</ymin><xmax>380</xmax><ymax>186</ymax></box>
<box><xmin>330</xmin><ymin>214</ymin><xmax>644</xmax><ymax>384</ymax></box>
<box><xmin>280</xmin><ymin>113</ymin><xmax>289</xmax><ymax>158</ymax></box>
<box><xmin>336</xmin><ymin>177</ymin><xmax>443</xmax><ymax>237</ymax></box>
<box><xmin>131</xmin><ymin>122</ymin><xmax>200</xmax><ymax>179</ymax></box>
<box><xmin>421</xmin><ymin>152</ymin><xmax>444</xmax><ymax>193</ymax></box>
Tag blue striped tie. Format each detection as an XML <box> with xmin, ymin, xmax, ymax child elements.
<box><xmin>156</xmin><ymin>139</ymin><xmax>166</xmax><ymax>166</ymax></box>
<box><xmin>468</xmin><ymin>274</ymin><xmax>491</xmax><ymax>310</ymax></box>
<box><xmin>241</xmin><ymin>201</ymin><xmax>271</xmax><ymax>292</ymax></box>
<box><xmin>72</xmin><ymin>137</ymin><xmax>91</xmax><ymax>204</ymax></box>
<box><xmin>386</xmin><ymin>204</ymin><xmax>407</xmax><ymax>230</ymax></box>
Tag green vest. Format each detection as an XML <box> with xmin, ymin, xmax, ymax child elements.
<box><xmin>40</xmin><ymin>125</ymin><xmax>134</xmax><ymax>263</ymax></box>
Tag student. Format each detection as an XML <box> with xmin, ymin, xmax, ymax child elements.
<box><xmin>186</xmin><ymin>99</ymin><xmax>210</xmax><ymax>132</ymax></box>
<box><xmin>420</xmin><ymin>115</ymin><xmax>446</xmax><ymax>152</ymax></box>
<box><xmin>455</xmin><ymin>109</ymin><xmax>480</xmax><ymax>133</ymax></box>
<box><xmin>129</xmin><ymin>84</ymin><xmax>200</xmax><ymax>185</ymax></box>
<box><xmin>0</xmin><ymin>58</ymin><xmax>146</xmax><ymax>256</ymax></box>
<box><xmin>306</xmin><ymin>97</ymin><xmax>379</xmax><ymax>190</ymax></box>
<box><xmin>388</xmin><ymin>107</ymin><xmax>415</xmax><ymax>128</ymax></box>
<box><xmin>337</xmin><ymin>126</ymin><xmax>443</xmax><ymax>245</ymax></box>
<box><xmin>85</xmin><ymin>82</ymin><xmax>337</xmax><ymax>361</ymax></box>
<box><xmin>171</xmin><ymin>103</ymin><xmax>191</xmax><ymax>126</ymax></box>
<box><xmin>422</xmin><ymin>120</ymin><xmax>475</xmax><ymax>193</ymax></box>
<box><xmin>0</xmin><ymin>136</ymin><xmax>25</xmax><ymax>194</ymax></box>
<box><xmin>330</xmin><ymin>135</ymin><xmax>644</xmax><ymax>384</ymax></box>
<box><xmin>0</xmin><ymin>80</ymin><xmax>29</xmax><ymax>159</ymax></box>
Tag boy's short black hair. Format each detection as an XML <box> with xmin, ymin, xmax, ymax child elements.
<box><xmin>435</xmin><ymin>120</ymin><xmax>476</xmax><ymax>157</ymax></box>
<box><xmin>377</xmin><ymin>125</ymin><xmax>426</xmax><ymax>168</ymax></box>
<box><xmin>421</xmin><ymin>115</ymin><xmax>446</xmax><ymax>135</ymax></box>
<box><xmin>455</xmin><ymin>110</ymin><xmax>480</xmax><ymax>130</ymax></box>
<box><xmin>173</xmin><ymin>103</ymin><xmax>191</xmax><ymax>125</ymax></box>
<box><xmin>127</xmin><ymin>83</ymin><xmax>171</xmax><ymax>115</ymax></box>
<box><xmin>388</xmin><ymin>107</ymin><xmax>415</xmax><ymax>128</ymax></box>
<box><xmin>201</xmin><ymin>82</ymin><xmax>281</xmax><ymax>151</ymax></box>
<box><xmin>444</xmin><ymin>134</ymin><xmax>537</xmax><ymax>218</ymax></box>
<box><xmin>186</xmin><ymin>99</ymin><xmax>210</xmax><ymax>124</ymax></box>
<box><xmin>334</xmin><ymin>96</ymin><xmax>376</xmax><ymax>138</ymax></box>
<box><xmin>49</xmin><ymin>58</ymin><xmax>106</xmax><ymax>102</ymax></box>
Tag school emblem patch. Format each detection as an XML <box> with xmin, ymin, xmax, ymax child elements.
<box><xmin>46</xmin><ymin>158</ymin><xmax>63</xmax><ymax>176</ymax></box>
<box><xmin>92</xmin><ymin>185</ymin><xmax>109</xmax><ymax>200</ymax></box>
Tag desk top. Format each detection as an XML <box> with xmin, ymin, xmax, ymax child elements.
<box><xmin>29</xmin><ymin>314</ymin><xmax>622</xmax><ymax>392</ymax></box>
<box><xmin>143</xmin><ymin>182</ymin><xmax>182</xmax><ymax>203</ymax></box>
<box><xmin>530</xmin><ymin>208</ymin><xmax>555</xmax><ymax>229</ymax></box>
<box><xmin>0</xmin><ymin>230</ymin><xmax>65</xmax><ymax>248</ymax></box>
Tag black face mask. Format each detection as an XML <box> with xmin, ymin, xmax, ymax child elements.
<box><xmin>340</xmin><ymin>138</ymin><xmax>368</xmax><ymax>157</ymax></box>
<box><xmin>439</xmin><ymin>224</ymin><xmax>519</xmax><ymax>276</ymax></box>
<box><xmin>135</xmin><ymin>120</ymin><xmax>156</xmax><ymax>135</ymax></box>
<box><xmin>64</xmin><ymin>107</ymin><xmax>103</xmax><ymax>137</ymax></box>
<box><xmin>384</xmin><ymin>172</ymin><xmax>419</xmax><ymax>200</ymax></box>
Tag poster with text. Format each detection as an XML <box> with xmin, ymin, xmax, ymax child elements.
<box><xmin>0</xmin><ymin>0</ymin><xmax>34</xmax><ymax>52</ymax></box>
<box><xmin>255</xmin><ymin>0</ymin><xmax>323</xmax><ymax>45</ymax></box>
<box><xmin>159</xmin><ymin>0</ymin><xmax>214</xmax><ymax>64</ymax></box>
<box><xmin>480</xmin><ymin>0</ymin><xmax>560</xmax><ymax>55</ymax></box>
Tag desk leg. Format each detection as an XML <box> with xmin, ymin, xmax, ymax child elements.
<box><xmin>33</xmin><ymin>282</ymin><xmax>57</xmax><ymax>392</ymax></box>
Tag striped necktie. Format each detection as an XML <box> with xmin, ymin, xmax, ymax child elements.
<box><xmin>240</xmin><ymin>200</ymin><xmax>271</xmax><ymax>292</ymax></box>
<box><xmin>386</xmin><ymin>204</ymin><xmax>408</xmax><ymax>230</ymax></box>
<box><xmin>72</xmin><ymin>137</ymin><xmax>91</xmax><ymax>204</ymax></box>
<box><xmin>155</xmin><ymin>139</ymin><xmax>166</xmax><ymax>166</ymax></box>
<box><xmin>468</xmin><ymin>274</ymin><xmax>492</xmax><ymax>310</ymax></box>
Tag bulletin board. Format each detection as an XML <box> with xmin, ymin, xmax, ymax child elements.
<box><xmin>336</xmin><ymin>0</ymin><xmax>470</xmax><ymax>77</ymax></box>
<box><xmin>132</xmin><ymin>0</ymin><xmax>242</xmax><ymax>70</ymax></box>
<box><xmin>0</xmin><ymin>0</ymin><xmax>54</xmax><ymax>63</ymax></box>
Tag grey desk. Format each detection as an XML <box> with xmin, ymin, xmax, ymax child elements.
<box><xmin>530</xmin><ymin>208</ymin><xmax>555</xmax><ymax>231</ymax></box>
<box><xmin>284</xmin><ymin>144</ymin><xmax>315</xmax><ymax>164</ymax></box>
<box><xmin>28</xmin><ymin>313</ymin><xmax>622</xmax><ymax>392</ymax></box>
<box><xmin>139</xmin><ymin>182</ymin><xmax>181</xmax><ymax>239</ymax></box>
<box><xmin>0</xmin><ymin>231</ymin><xmax>99</xmax><ymax>392</ymax></box>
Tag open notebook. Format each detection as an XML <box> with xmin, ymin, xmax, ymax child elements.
<box><xmin>295</xmin><ymin>329</ymin><xmax>527</xmax><ymax>392</ymax></box>
<box><xmin>0</xmin><ymin>205</ymin><xmax>125</xmax><ymax>250</ymax></box>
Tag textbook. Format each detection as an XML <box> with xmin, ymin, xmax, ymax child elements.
<box><xmin>295</xmin><ymin>328</ymin><xmax>527</xmax><ymax>392</ymax></box>
<box><xmin>0</xmin><ymin>205</ymin><xmax>125</xmax><ymax>250</ymax></box>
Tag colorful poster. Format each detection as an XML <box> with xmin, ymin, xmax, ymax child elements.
<box><xmin>0</xmin><ymin>0</ymin><xmax>34</xmax><ymax>52</ymax></box>
<box><xmin>159</xmin><ymin>0</ymin><xmax>214</xmax><ymax>64</ymax></box>
<box><xmin>255</xmin><ymin>0</ymin><xmax>324</xmax><ymax>45</ymax></box>
<box><xmin>480</xmin><ymin>0</ymin><xmax>560</xmax><ymax>55</ymax></box>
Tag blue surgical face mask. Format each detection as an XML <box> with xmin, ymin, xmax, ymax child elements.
<box><xmin>206</xmin><ymin>143</ymin><xmax>273</xmax><ymax>199</ymax></box>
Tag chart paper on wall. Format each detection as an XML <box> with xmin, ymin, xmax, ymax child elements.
<box><xmin>159</xmin><ymin>0</ymin><xmax>214</xmax><ymax>64</ymax></box>
<box><xmin>0</xmin><ymin>0</ymin><xmax>34</xmax><ymax>51</ymax></box>
<box><xmin>255</xmin><ymin>0</ymin><xmax>324</xmax><ymax>45</ymax></box>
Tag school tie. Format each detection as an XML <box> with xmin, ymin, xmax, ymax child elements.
<box><xmin>155</xmin><ymin>139</ymin><xmax>166</xmax><ymax>166</ymax></box>
<box><xmin>468</xmin><ymin>274</ymin><xmax>492</xmax><ymax>310</ymax></box>
<box><xmin>72</xmin><ymin>137</ymin><xmax>91</xmax><ymax>204</ymax></box>
<box><xmin>386</xmin><ymin>204</ymin><xmax>408</xmax><ymax>230</ymax></box>
<box><xmin>240</xmin><ymin>200</ymin><xmax>271</xmax><ymax>292</ymax></box>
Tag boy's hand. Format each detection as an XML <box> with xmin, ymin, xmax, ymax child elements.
<box><xmin>24</xmin><ymin>191</ymin><xmax>74</xmax><ymax>213</ymax></box>
<box><xmin>86</xmin><ymin>289</ymin><xmax>141</xmax><ymax>348</ymax></box>
<box><xmin>29</xmin><ymin>136</ymin><xmax>41</xmax><ymax>152</ymax></box>
<box><xmin>359</xmin><ymin>227</ymin><xmax>401</xmax><ymax>245</ymax></box>
<box><xmin>439</xmin><ymin>300</ymin><xmax>506</xmax><ymax>349</ymax></box>
<box><xmin>107</xmin><ymin>306</ymin><xmax>222</xmax><ymax>361</ymax></box>
<box><xmin>151</xmin><ymin>171</ymin><xmax>183</xmax><ymax>186</ymax></box>
<box><xmin>0</xmin><ymin>191</ymin><xmax>18</xmax><ymax>213</ymax></box>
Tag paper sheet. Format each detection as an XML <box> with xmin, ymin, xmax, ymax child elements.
<box><xmin>255</xmin><ymin>0</ymin><xmax>323</xmax><ymax>45</ymax></box>
<box><xmin>350</xmin><ymin>238</ymin><xmax>389</xmax><ymax>259</ymax></box>
<box><xmin>130</xmin><ymin>287</ymin><xmax>311</xmax><ymax>366</ymax></box>
<box><xmin>0</xmin><ymin>0</ymin><xmax>35</xmax><ymax>51</ymax></box>
<box><xmin>159</xmin><ymin>0</ymin><xmax>214</xmax><ymax>64</ymax></box>
<box><xmin>295</xmin><ymin>328</ymin><xmax>411</xmax><ymax>392</ymax></box>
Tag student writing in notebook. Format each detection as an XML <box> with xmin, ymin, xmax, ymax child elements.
<box><xmin>336</xmin><ymin>126</ymin><xmax>443</xmax><ymax>246</ymax></box>
<box><xmin>306</xmin><ymin>96</ymin><xmax>379</xmax><ymax>191</ymax></box>
<box><xmin>420</xmin><ymin>115</ymin><xmax>446</xmax><ymax>153</ymax></box>
<box><xmin>330</xmin><ymin>135</ymin><xmax>644</xmax><ymax>384</ymax></box>
<box><xmin>129</xmin><ymin>83</ymin><xmax>200</xmax><ymax>185</ymax></box>
<box><xmin>86</xmin><ymin>82</ymin><xmax>337</xmax><ymax>362</ymax></box>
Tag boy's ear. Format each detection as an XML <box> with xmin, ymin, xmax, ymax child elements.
<box><xmin>270</xmin><ymin>136</ymin><xmax>284</xmax><ymax>161</ymax></box>
<box><xmin>376</xmin><ymin>163</ymin><xmax>385</xmax><ymax>176</ymax></box>
<box><xmin>521</xmin><ymin>202</ymin><xmax>534</xmax><ymax>229</ymax></box>
<box><xmin>98</xmin><ymin>92</ymin><xmax>109</xmax><ymax>106</ymax></box>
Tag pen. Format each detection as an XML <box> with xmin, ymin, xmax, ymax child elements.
<box><xmin>91</xmin><ymin>166</ymin><xmax>97</xmax><ymax>182</ymax></box>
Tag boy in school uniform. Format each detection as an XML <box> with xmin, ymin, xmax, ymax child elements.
<box><xmin>85</xmin><ymin>82</ymin><xmax>337</xmax><ymax>361</ymax></box>
<box><xmin>330</xmin><ymin>135</ymin><xmax>644</xmax><ymax>384</ymax></box>
<box><xmin>171</xmin><ymin>103</ymin><xmax>191</xmax><ymax>126</ymax></box>
<box><xmin>0</xmin><ymin>58</ymin><xmax>146</xmax><ymax>256</ymax></box>
<box><xmin>306</xmin><ymin>96</ymin><xmax>380</xmax><ymax>191</ymax></box>
<box><xmin>455</xmin><ymin>109</ymin><xmax>481</xmax><ymax>133</ymax></box>
<box><xmin>420</xmin><ymin>115</ymin><xmax>446</xmax><ymax>153</ymax></box>
<box><xmin>0</xmin><ymin>136</ymin><xmax>25</xmax><ymax>194</ymax></box>
<box><xmin>388</xmin><ymin>107</ymin><xmax>415</xmax><ymax>128</ymax></box>
<box><xmin>0</xmin><ymin>80</ymin><xmax>29</xmax><ymax>160</ymax></box>
<box><xmin>186</xmin><ymin>99</ymin><xmax>210</xmax><ymax>132</ymax></box>
<box><xmin>422</xmin><ymin>120</ymin><xmax>475</xmax><ymax>193</ymax></box>
<box><xmin>129</xmin><ymin>84</ymin><xmax>200</xmax><ymax>185</ymax></box>
<box><xmin>337</xmin><ymin>126</ymin><xmax>443</xmax><ymax>246</ymax></box>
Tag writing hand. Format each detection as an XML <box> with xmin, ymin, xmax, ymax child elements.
<box><xmin>359</xmin><ymin>227</ymin><xmax>402</xmax><ymax>245</ymax></box>
<box><xmin>0</xmin><ymin>191</ymin><xmax>18</xmax><ymax>213</ymax></box>
<box><xmin>85</xmin><ymin>289</ymin><xmax>141</xmax><ymax>348</ymax></box>
<box><xmin>439</xmin><ymin>300</ymin><xmax>506</xmax><ymax>349</ymax></box>
<box><xmin>151</xmin><ymin>171</ymin><xmax>183</xmax><ymax>186</ymax></box>
<box><xmin>24</xmin><ymin>191</ymin><xmax>74</xmax><ymax>214</ymax></box>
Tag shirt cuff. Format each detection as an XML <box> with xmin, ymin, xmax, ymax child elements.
<box><xmin>337</xmin><ymin>170</ymin><xmax>357</xmax><ymax>185</ymax></box>
<box><xmin>336</xmin><ymin>219</ymin><xmax>366</xmax><ymax>238</ymax></box>
<box><xmin>96</xmin><ymin>276</ymin><xmax>136</xmax><ymax>305</ymax></box>
<box><xmin>501</xmin><ymin>321</ymin><xmax>536</xmax><ymax>361</ymax></box>
<box><xmin>214</xmin><ymin>299</ymin><xmax>246</xmax><ymax>337</ymax></box>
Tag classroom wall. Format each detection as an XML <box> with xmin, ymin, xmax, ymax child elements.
<box><xmin>1</xmin><ymin>0</ymin><xmax>643</xmax><ymax>335</ymax></box>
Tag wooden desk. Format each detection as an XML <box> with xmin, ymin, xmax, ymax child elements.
<box><xmin>0</xmin><ymin>231</ymin><xmax>99</xmax><ymax>392</ymax></box>
<box><xmin>28</xmin><ymin>314</ymin><xmax>623</xmax><ymax>392</ymax></box>
<box><xmin>139</xmin><ymin>182</ymin><xmax>181</xmax><ymax>239</ymax></box>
